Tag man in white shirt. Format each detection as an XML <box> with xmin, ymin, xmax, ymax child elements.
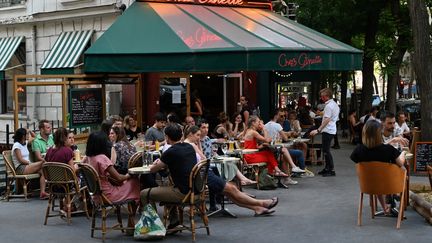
<box><xmin>381</xmin><ymin>111</ymin><xmax>409</xmax><ymax>147</ymax></box>
<box><xmin>395</xmin><ymin>111</ymin><xmax>410</xmax><ymax>137</ymax></box>
<box><xmin>310</xmin><ymin>88</ymin><xmax>340</xmax><ymax>177</ymax></box>
<box><xmin>264</xmin><ymin>109</ymin><xmax>305</xmax><ymax>176</ymax></box>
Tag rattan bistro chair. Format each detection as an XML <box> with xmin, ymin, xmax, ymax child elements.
<box><xmin>127</xmin><ymin>151</ymin><xmax>143</xmax><ymax>168</ymax></box>
<box><xmin>42</xmin><ymin>162</ymin><xmax>89</xmax><ymax>225</ymax></box>
<box><xmin>161</xmin><ymin>159</ymin><xmax>210</xmax><ymax>241</ymax></box>
<box><xmin>356</xmin><ymin>161</ymin><xmax>407</xmax><ymax>229</ymax></box>
<box><xmin>78</xmin><ymin>163</ymin><xmax>135</xmax><ymax>242</ymax></box>
<box><xmin>2</xmin><ymin>150</ymin><xmax>40</xmax><ymax>201</ymax></box>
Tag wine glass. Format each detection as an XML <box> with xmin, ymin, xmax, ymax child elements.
<box><xmin>221</xmin><ymin>143</ymin><xmax>228</xmax><ymax>155</ymax></box>
<box><xmin>211</xmin><ymin>144</ymin><xmax>219</xmax><ymax>158</ymax></box>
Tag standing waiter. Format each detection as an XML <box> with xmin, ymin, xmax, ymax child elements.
<box><xmin>310</xmin><ymin>88</ymin><xmax>340</xmax><ymax>177</ymax></box>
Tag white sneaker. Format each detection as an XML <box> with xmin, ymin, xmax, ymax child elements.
<box><xmin>284</xmin><ymin>177</ymin><xmax>298</xmax><ymax>185</ymax></box>
<box><xmin>300</xmin><ymin>168</ymin><xmax>315</xmax><ymax>178</ymax></box>
<box><xmin>292</xmin><ymin>166</ymin><xmax>305</xmax><ymax>173</ymax></box>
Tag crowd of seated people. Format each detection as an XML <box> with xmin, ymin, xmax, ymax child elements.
<box><xmin>12</xmin><ymin>98</ymin><xmax>419</xmax><ymax>241</ymax></box>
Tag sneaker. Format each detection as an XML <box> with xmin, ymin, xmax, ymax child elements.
<box><xmin>321</xmin><ymin>171</ymin><xmax>336</xmax><ymax>177</ymax></box>
<box><xmin>284</xmin><ymin>177</ymin><xmax>298</xmax><ymax>185</ymax></box>
<box><xmin>300</xmin><ymin>169</ymin><xmax>315</xmax><ymax>178</ymax></box>
<box><xmin>291</xmin><ymin>167</ymin><xmax>305</xmax><ymax>173</ymax></box>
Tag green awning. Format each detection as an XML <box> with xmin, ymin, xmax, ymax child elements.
<box><xmin>0</xmin><ymin>36</ymin><xmax>24</xmax><ymax>79</ymax></box>
<box><xmin>41</xmin><ymin>30</ymin><xmax>93</xmax><ymax>74</ymax></box>
<box><xmin>84</xmin><ymin>2</ymin><xmax>362</xmax><ymax>73</ymax></box>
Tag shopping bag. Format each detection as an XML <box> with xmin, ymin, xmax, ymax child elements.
<box><xmin>134</xmin><ymin>204</ymin><xmax>166</xmax><ymax>240</ymax></box>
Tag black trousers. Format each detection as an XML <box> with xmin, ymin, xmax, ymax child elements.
<box><xmin>322</xmin><ymin>132</ymin><xmax>335</xmax><ymax>171</ymax></box>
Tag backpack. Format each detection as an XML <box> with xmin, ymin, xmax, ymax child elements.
<box><xmin>257</xmin><ymin>168</ymin><xmax>277</xmax><ymax>190</ymax></box>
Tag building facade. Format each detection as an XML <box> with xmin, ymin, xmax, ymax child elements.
<box><xmin>0</xmin><ymin>0</ymin><xmax>132</xmax><ymax>141</ymax></box>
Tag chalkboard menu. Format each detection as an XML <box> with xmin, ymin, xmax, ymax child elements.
<box><xmin>414</xmin><ymin>142</ymin><xmax>432</xmax><ymax>173</ymax></box>
<box><xmin>69</xmin><ymin>88</ymin><xmax>103</xmax><ymax>127</ymax></box>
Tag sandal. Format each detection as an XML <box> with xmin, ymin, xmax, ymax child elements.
<box><xmin>254</xmin><ymin>209</ymin><xmax>275</xmax><ymax>217</ymax></box>
<box><xmin>39</xmin><ymin>192</ymin><xmax>49</xmax><ymax>200</ymax></box>
<box><xmin>273</xmin><ymin>171</ymin><xmax>289</xmax><ymax>177</ymax></box>
<box><xmin>266</xmin><ymin>197</ymin><xmax>279</xmax><ymax>210</ymax></box>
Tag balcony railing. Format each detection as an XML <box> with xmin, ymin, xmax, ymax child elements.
<box><xmin>0</xmin><ymin>0</ymin><xmax>25</xmax><ymax>8</ymax></box>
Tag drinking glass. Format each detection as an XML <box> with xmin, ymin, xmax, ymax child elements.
<box><xmin>211</xmin><ymin>144</ymin><xmax>219</xmax><ymax>158</ymax></box>
<box><xmin>221</xmin><ymin>143</ymin><xmax>228</xmax><ymax>155</ymax></box>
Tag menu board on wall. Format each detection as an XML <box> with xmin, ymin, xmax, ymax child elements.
<box><xmin>69</xmin><ymin>88</ymin><xmax>103</xmax><ymax>127</ymax></box>
<box><xmin>414</xmin><ymin>142</ymin><xmax>432</xmax><ymax>173</ymax></box>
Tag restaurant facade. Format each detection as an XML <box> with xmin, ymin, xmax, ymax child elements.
<box><xmin>1</xmin><ymin>0</ymin><xmax>362</xmax><ymax>134</ymax></box>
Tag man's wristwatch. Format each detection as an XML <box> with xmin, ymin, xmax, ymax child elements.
<box><xmin>317</xmin><ymin>128</ymin><xmax>321</xmax><ymax>133</ymax></box>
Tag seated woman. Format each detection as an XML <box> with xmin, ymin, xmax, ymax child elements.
<box><xmin>213</xmin><ymin>112</ymin><xmax>233</xmax><ymax>139</ymax></box>
<box><xmin>83</xmin><ymin>131</ymin><xmax>140</xmax><ymax>226</ymax></box>
<box><xmin>243</xmin><ymin>116</ymin><xmax>288</xmax><ymax>177</ymax></box>
<box><xmin>109</xmin><ymin>126</ymin><xmax>137</xmax><ymax>175</ymax></box>
<box><xmin>45</xmin><ymin>127</ymin><xmax>75</xmax><ymax>170</ymax></box>
<box><xmin>124</xmin><ymin>115</ymin><xmax>142</xmax><ymax>141</ymax></box>
<box><xmin>350</xmin><ymin>120</ymin><xmax>406</xmax><ymax>215</ymax></box>
<box><xmin>11</xmin><ymin>128</ymin><xmax>48</xmax><ymax>199</ymax></box>
<box><xmin>348</xmin><ymin>109</ymin><xmax>362</xmax><ymax>143</ymax></box>
<box><xmin>231</xmin><ymin>112</ymin><xmax>246</xmax><ymax>140</ymax></box>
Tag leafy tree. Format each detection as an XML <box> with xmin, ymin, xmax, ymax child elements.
<box><xmin>408</xmin><ymin>0</ymin><xmax>432</xmax><ymax>140</ymax></box>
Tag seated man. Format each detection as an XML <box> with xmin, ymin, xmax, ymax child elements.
<box><xmin>141</xmin><ymin>124</ymin><xmax>278</xmax><ymax>229</ymax></box>
<box><xmin>265</xmin><ymin>109</ymin><xmax>306</xmax><ymax>176</ymax></box>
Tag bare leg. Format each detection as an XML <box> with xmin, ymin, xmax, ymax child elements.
<box><xmin>23</xmin><ymin>162</ymin><xmax>46</xmax><ymax>194</ymax></box>
<box><xmin>281</xmin><ymin>148</ymin><xmax>296</xmax><ymax>168</ymax></box>
<box><xmin>377</xmin><ymin>195</ymin><xmax>388</xmax><ymax>213</ymax></box>
<box><xmin>223</xmin><ymin>183</ymin><xmax>273</xmax><ymax>214</ymax></box>
<box><xmin>235</xmin><ymin>169</ymin><xmax>256</xmax><ymax>185</ymax></box>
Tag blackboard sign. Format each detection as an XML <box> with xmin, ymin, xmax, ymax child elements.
<box><xmin>414</xmin><ymin>142</ymin><xmax>432</xmax><ymax>173</ymax></box>
<box><xmin>69</xmin><ymin>88</ymin><xmax>103</xmax><ymax>127</ymax></box>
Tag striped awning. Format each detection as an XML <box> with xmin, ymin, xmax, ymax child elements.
<box><xmin>0</xmin><ymin>36</ymin><xmax>24</xmax><ymax>79</ymax></box>
<box><xmin>41</xmin><ymin>30</ymin><xmax>93</xmax><ymax>74</ymax></box>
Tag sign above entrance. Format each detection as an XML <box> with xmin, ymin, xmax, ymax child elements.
<box><xmin>278</xmin><ymin>53</ymin><xmax>323</xmax><ymax>69</ymax></box>
<box><xmin>137</xmin><ymin>0</ymin><xmax>272</xmax><ymax>9</ymax></box>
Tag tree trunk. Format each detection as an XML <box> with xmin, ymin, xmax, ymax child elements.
<box><xmin>360</xmin><ymin>5</ymin><xmax>382</xmax><ymax>115</ymax></box>
<box><xmin>340</xmin><ymin>72</ymin><xmax>348</xmax><ymax>130</ymax></box>
<box><xmin>409</xmin><ymin>0</ymin><xmax>432</xmax><ymax>140</ymax></box>
<box><xmin>386</xmin><ymin>11</ymin><xmax>409</xmax><ymax>113</ymax></box>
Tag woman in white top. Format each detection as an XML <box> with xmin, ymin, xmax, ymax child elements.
<box><xmin>11</xmin><ymin>128</ymin><xmax>48</xmax><ymax>199</ymax></box>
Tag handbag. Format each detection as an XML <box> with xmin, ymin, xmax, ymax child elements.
<box><xmin>134</xmin><ymin>190</ymin><xmax>166</xmax><ymax>240</ymax></box>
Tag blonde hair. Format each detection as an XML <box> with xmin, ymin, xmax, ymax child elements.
<box><xmin>247</xmin><ymin>115</ymin><xmax>260</xmax><ymax>128</ymax></box>
<box><xmin>319</xmin><ymin>88</ymin><xmax>333</xmax><ymax>98</ymax></box>
<box><xmin>362</xmin><ymin>120</ymin><xmax>382</xmax><ymax>148</ymax></box>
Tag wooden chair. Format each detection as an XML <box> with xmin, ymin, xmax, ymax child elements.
<box><xmin>356</xmin><ymin>162</ymin><xmax>407</xmax><ymax>229</ymax></box>
<box><xmin>427</xmin><ymin>165</ymin><xmax>432</xmax><ymax>189</ymax></box>
<box><xmin>161</xmin><ymin>159</ymin><xmax>210</xmax><ymax>241</ymax></box>
<box><xmin>307</xmin><ymin>136</ymin><xmax>323</xmax><ymax>165</ymax></box>
<box><xmin>42</xmin><ymin>162</ymin><xmax>89</xmax><ymax>225</ymax></box>
<box><xmin>127</xmin><ymin>151</ymin><xmax>143</xmax><ymax>168</ymax></box>
<box><xmin>2</xmin><ymin>150</ymin><xmax>40</xmax><ymax>201</ymax></box>
<box><xmin>78</xmin><ymin>163</ymin><xmax>135</xmax><ymax>242</ymax></box>
<box><xmin>410</xmin><ymin>128</ymin><xmax>421</xmax><ymax>153</ymax></box>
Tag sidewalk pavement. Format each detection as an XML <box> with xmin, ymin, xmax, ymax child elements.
<box><xmin>1</xmin><ymin>137</ymin><xmax>431</xmax><ymax>243</ymax></box>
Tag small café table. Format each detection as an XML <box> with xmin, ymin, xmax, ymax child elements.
<box><xmin>128</xmin><ymin>166</ymin><xmax>152</xmax><ymax>175</ymax></box>
<box><xmin>207</xmin><ymin>156</ymin><xmax>240</xmax><ymax>218</ymax></box>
